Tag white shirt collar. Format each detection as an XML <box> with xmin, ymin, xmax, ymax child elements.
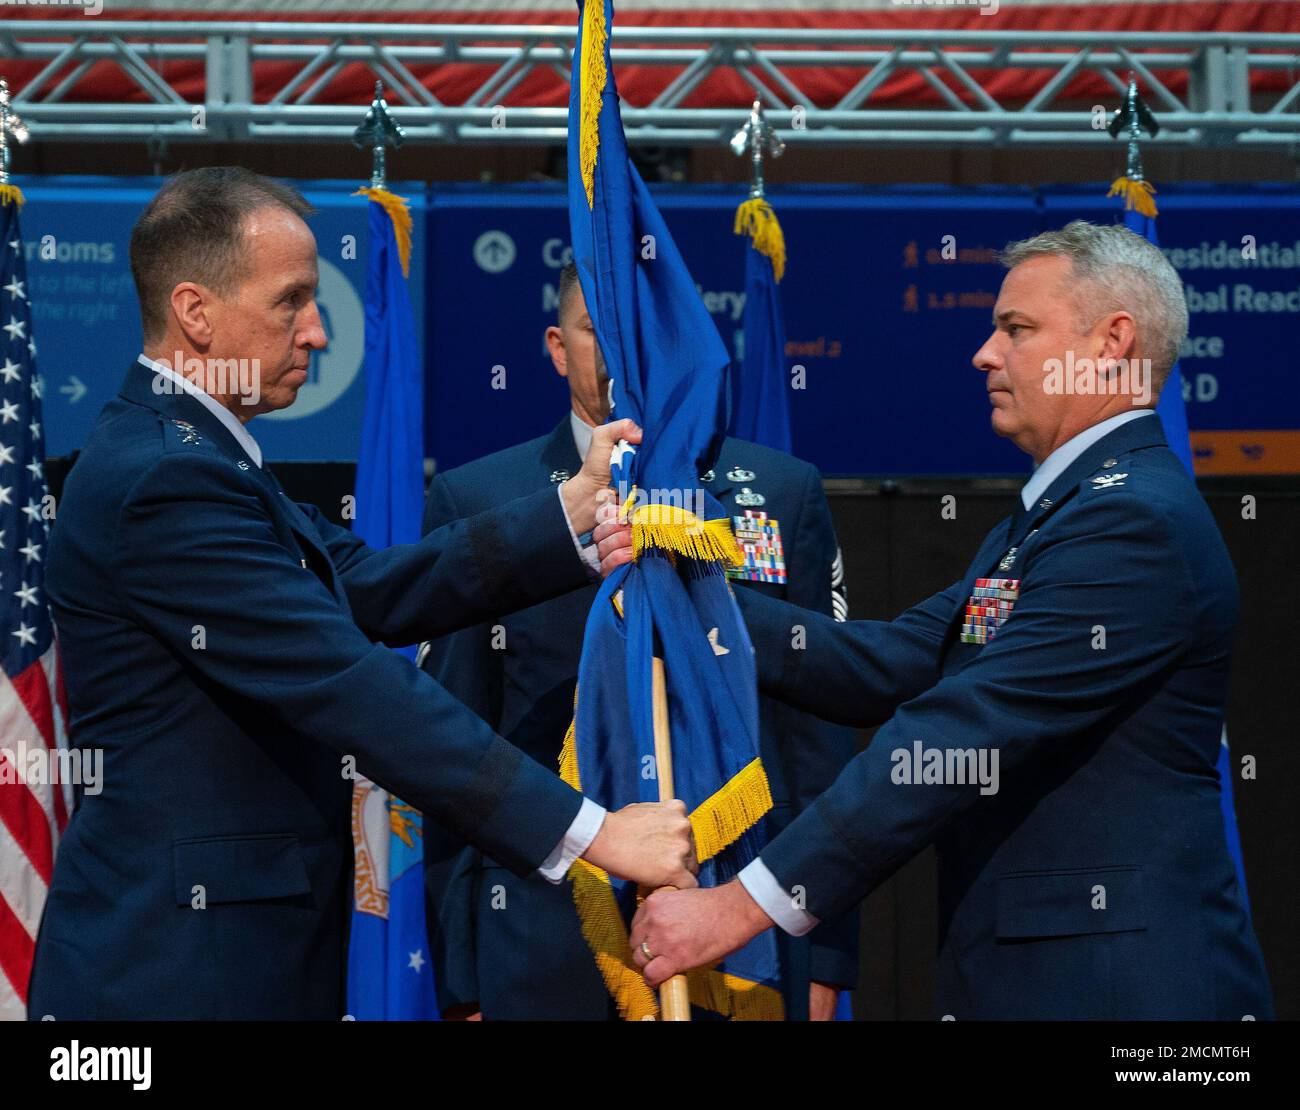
<box><xmin>137</xmin><ymin>353</ymin><xmax>263</xmax><ymax>469</ymax></box>
<box><xmin>1020</xmin><ymin>409</ymin><xmax>1154</xmax><ymax>510</ymax></box>
<box><xmin>570</xmin><ymin>410</ymin><xmax>594</xmax><ymax>463</ymax></box>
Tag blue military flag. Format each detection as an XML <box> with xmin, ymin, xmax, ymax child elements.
<box><xmin>1113</xmin><ymin>174</ymin><xmax>1251</xmax><ymax>912</ymax></box>
<box><xmin>561</xmin><ymin>0</ymin><xmax>782</xmax><ymax>1020</ymax></box>
<box><xmin>734</xmin><ymin>185</ymin><xmax>854</xmax><ymax>1020</ymax></box>
<box><xmin>345</xmin><ymin>188</ymin><xmax>439</xmax><ymax>1019</ymax></box>
<box><xmin>731</xmin><ymin>196</ymin><xmax>792</xmax><ymax>452</ymax></box>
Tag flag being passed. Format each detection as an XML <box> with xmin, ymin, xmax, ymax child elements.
<box><xmin>345</xmin><ymin>180</ymin><xmax>439</xmax><ymax>1021</ymax></box>
<box><xmin>561</xmin><ymin>0</ymin><xmax>782</xmax><ymax>1021</ymax></box>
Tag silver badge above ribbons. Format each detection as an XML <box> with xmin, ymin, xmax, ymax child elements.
<box><xmin>735</xmin><ymin>487</ymin><xmax>765</xmax><ymax>507</ymax></box>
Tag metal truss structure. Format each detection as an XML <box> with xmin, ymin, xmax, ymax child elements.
<box><xmin>1</xmin><ymin>19</ymin><xmax>1299</xmax><ymax>148</ymax></box>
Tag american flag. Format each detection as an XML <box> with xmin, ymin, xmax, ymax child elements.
<box><xmin>0</xmin><ymin>190</ymin><xmax>69</xmax><ymax>1021</ymax></box>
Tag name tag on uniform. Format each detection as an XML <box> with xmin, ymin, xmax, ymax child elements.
<box><xmin>960</xmin><ymin>577</ymin><xmax>1020</xmax><ymax>645</ymax></box>
<box><xmin>727</xmin><ymin>511</ymin><xmax>787</xmax><ymax>585</ymax></box>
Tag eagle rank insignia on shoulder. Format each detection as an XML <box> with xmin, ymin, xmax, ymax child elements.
<box><xmin>1091</xmin><ymin>472</ymin><xmax>1128</xmax><ymax>489</ymax></box>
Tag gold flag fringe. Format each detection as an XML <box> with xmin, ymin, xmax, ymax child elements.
<box><xmin>0</xmin><ymin>184</ymin><xmax>25</xmax><ymax>208</ymax></box>
<box><xmin>690</xmin><ymin>757</ymin><xmax>772</xmax><ymax>864</ymax></box>
<box><xmin>559</xmin><ymin>703</ymin><xmax>781</xmax><ymax>1019</ymax></box>
<box><xmin>1106</xmin><ymin>176</ymin><xmax>1159</xmax><ymax>219</ymax></box>
<box><xmin>734</xmin><ymin>196</ymin><xmax>786</xmax><ymax>282</ymax></box>
<box><xmin>687</xmin><ymin>967</ymin><xmax>785</xmax><ymax>1021</ymax></box>
<box><xmin>558</xmin><ymin>713</ymin><xmax>580</xmax><ymax>788</ymax></box>
<box><xmin>560</xmin><ymin>712</ymin><xmax>660</xmax><ymax>1020</ymax></box>
<box><xmin>579</xmin><ymin>0</ymin><xmax>607</xmax><ymax>210</ymax></box>
<box><xmin>624</xmin><ymin>498</ymin><xmax>745</xmax><ymax>568</ymax></box>
<box><xmin>353</xmin><ymin>185</ymin><xmax>413</xmax><ymax>277</ymax></box>
<box><xmin>571</xmin><ymin>859</ymin><xmax>661</xmax><ymax>1021</ymax></box>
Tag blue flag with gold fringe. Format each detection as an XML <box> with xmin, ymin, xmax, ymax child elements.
<box><xmin>1112</xmin><ymin>172</ymin><xmax>1251</xmax><ymax>914</ymax></box>
<box><xmin>560</xmin><ymin>0</ymin><xmax>783</xmax><ymax>1021</ymax></box>
<box><xmin>731</xmin><ymin>195</ymin><xmax>792</xmax><ymax>452</ymax></box>
<box><xmin>345</xmin><ymin>187</ymin><xmax>440</xmax><ymax>1020</ymax></box>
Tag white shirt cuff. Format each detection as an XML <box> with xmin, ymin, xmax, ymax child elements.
<box><xmin>557</xmin><ymin>483</ymin><xmax>602</xmax><ymax>578</ymax></box>
<box><xmin>537</xmin><ymin>796</ymin><xmax>607</xmax><ymax>883</ymax></box>
<box><xmin>738</xmin><ymin>857</ymin><xmax>819</xmax><ymax>937</ymax></box>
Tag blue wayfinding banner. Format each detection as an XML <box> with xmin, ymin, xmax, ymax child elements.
<box><xmin>425</xmin><ymin>183</ymin><xmax>1038</xmax><ymax>477</ymax></box>
<box><xmin>22</xmin><ymin>175</ymin><xmax>1300</xmax><ymax>476</ymax></box>
<box><xmin>427</xmin><ymin>182</ymin><xmax>1300</xmax><ymax>476</ymax></box>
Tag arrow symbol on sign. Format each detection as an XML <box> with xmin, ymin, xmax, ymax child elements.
<box><xmin>60</xmin><ymin>375</ymin><xmax>86</xmax><ymax>403</ymax></box>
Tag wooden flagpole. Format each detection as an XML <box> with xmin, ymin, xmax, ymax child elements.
<box><xmin>651</xmin><ymin>656</ymin><xmax>691</xmax><ymax>1021</ymax></box>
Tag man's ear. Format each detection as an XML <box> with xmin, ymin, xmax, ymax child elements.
<box><xmin>171</xmin><ymin>282</ymin><xmax>213</xmax><ymax>349</ymax></box>
<box><xmin>545</xmin><ymin>324</ymin><xmax>568</xmax><ymax>378</ymax></box>
<box><xmin>1096</xmin><ymin>310</ymin><xmax>1138</xmax><ymax>367</ymax></box>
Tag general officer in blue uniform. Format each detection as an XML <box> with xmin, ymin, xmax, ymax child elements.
<box><xmin>419</xmin><ymin>263</ymin><xmax>858</xmax><ymax>1020</ymax></box>
<box><xmin>629</xmin><ymin>221</ymin><xmax>1274</xmax><ymax>1020</ymax></box>
<box><xmin>27</xmin><ymin>168</ymin><xmax>695</xmax><ymax>1021</ymax></box>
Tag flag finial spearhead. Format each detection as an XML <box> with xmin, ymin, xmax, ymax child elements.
<box><xmin>1107</xmin><ymin>73</ymin><xmax>1160</xmax><ymax>184</ymax></box>
<box><xmin>1106</xmin><ymin>74</ymin><xmax>1161</xmax><ymax>217</ymax></box>
<box><xmin>730</xmin><ymin>99</ymin><xmax>784</xmax><ymax>200</ymax></box>
<box><xmin>0</xmin><ymin>78</ymin><xmax>30</xmax><ymax>191</ymax></box>
<box><xmin>352</xmin><ymin>80</ymin><xmax>405</xmax><ymax>190</ymax></box>
<box><xmin>731</xmin><ymin>101</ymin><xmax>787</xmax><ymax>280</ymax></box>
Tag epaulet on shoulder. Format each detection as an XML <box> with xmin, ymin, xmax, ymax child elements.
<box><xmin>156</xmin><ymin>416</ymin><xmax>258</xmax><ymax>480</ymax></box>
<box><xmin>721</xmin><ymin>436</ymin><xmax>817</xmax><ymax>479</ymax></box>
<box><xmin>1077</xmin><ymin>465</ymin><xmax>1140</xmax><ymax>499</ymax></box>
<box><xmin>160</xmin><ymin>415</ymin><xmax>211</xmax><ymax>454</ymax></box>
<box><xmin>1074</xmin><ymin>457</ymin><xmax>1187</xmax><ymax>535</ymax></box>
<box><xmin>1076</xmin><ymin>438</ymin><xmax>1174</xmax><ymax>502</ymax></box>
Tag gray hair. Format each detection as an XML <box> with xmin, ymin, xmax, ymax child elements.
<box><xmin>1000</xmin><ymin>220</ymin><xmax>1188</xmax><ymax>388</ymax></box>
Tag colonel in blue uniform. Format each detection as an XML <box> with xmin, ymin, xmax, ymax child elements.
<box><xmin>27</xmin><ymin>169</ymin><xmax>695</xmax><ymax>1020</ymax></box>
<box><xmin>630</xmin><ymin>221</ymin><xmax>1274</xmax><ymax>1020</ymax></box>
<box><xmin>420</xmin><ymin>264</ymin><xmax>858</xmax><ymax>1020</ymax></box>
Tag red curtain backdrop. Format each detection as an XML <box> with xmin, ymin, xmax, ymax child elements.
<box><xmin>2</xmin><ymin>3</ymin><xmax>1297</xmax><ymax>109</ymax></box>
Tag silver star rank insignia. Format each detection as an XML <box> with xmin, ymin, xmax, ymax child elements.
<box><xmin>171</xmin><ymin>419</ymin><xmax>202</xmax><ymax>445</ymax></box>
